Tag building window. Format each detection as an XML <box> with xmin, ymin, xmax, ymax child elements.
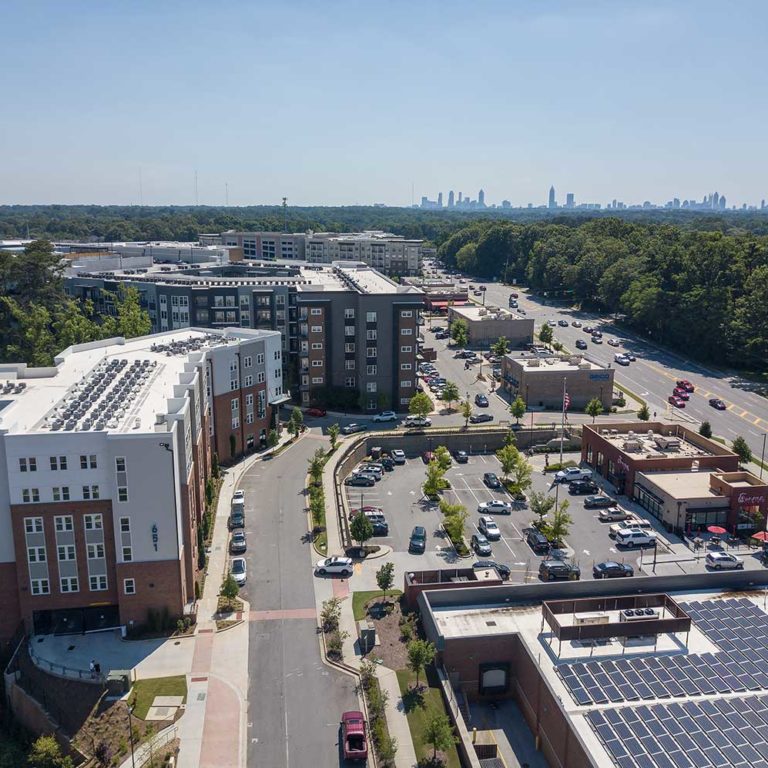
<box><xmin>257</xmin><ymin>372</ymin><xmax>265</xmax><ymax>383</ymax></box>
<box><xmin>366</xmin><ymin>347</ymin><xmax>377</xmax><ymax>358</ymax></box>
<box><xmin>401</xmin><ymin>363</ymin><xmax>412</xmax><ymax>370</ymax></box>
<box><xmin>311</xmin><ymin>360</ymin><xmax>323</xmax><ymax>367</ymax></box>
<box><xmin>345</xmin><ymin>360</ymin><xmax>355</xmax><ymax>370</ymax></box>
<box><xmin>231</xmin><ymin>398</ymin><xmax>239</xmax><ymax>412</ymax></box>
<box><xmin>400</xmin><ymin>345</ymin><xmax>413</xmax><ymax>353</ymax></box>
<box><xmin>30</xmin><ymin>579</ymin><xmax>50</xmax><ymax>596</ymax></box>
<box><xmin>124</xmin><ymin>579</ymin><xmax>136</xmax><ymax>595</ymax></box>
<box><xmin>345</xmin><ymin>342</ymin><xmax>355</xmax><ymax>352</ymax></box>
<box><xmin>246</xmin><ymin>412</ymin><xmax>254</xmax><ymax>424</ymax></box>
<box><xmin>344</xmin><ymin>308</ymin><xmax>355</xmax><ymax>319</ymax></box>
<box><xmin>311</xmin><ymin>342</ymin><xmax>323</xmax><ymax>350</ymax></box>
<box><xmin>84</xmin><ymin>514</ymin><xmax>103</xmax><ymax>530</ymax></box>
<box><xmin>367</xmin><ymin>365</ymin><xmax>378</xmax><ymax>375</ymax></box>
<box><xmin>243</xmin><ymin>355</ymin><xmax>252</xmax><ymax>368</ymax></box>
<box><xmin>344</xmin><ymin>377</ymin><xmax>356</xmax><ymax>388</ymax></box>
<box><xmin>401</xmin><ymin>397</ymin><xmax>412</xmax><ymax>405</ymax></box>
<box><xmin>245</xmin><ymin>393</ymin><xmax>253</xmax><ymax>406</ymax></box>
<box><xmin>19</xmin><ymin>457</ymin><xmax>37</xmax><ymax>472</ymax></box>
<box><xmin>60</xmin><ymin>577</ymin><xmax>79</xmax><ymax>593</ymax></box>
<box><xmin>230</xmin><ymin>379</ymin><xmax>238</xmax><ymax>391</ymax></box>
<box><xmin>122</xmin><ymin>546</ymin><xmax>133</xmax><ymax>562</ymax></box>
<box><xmin>80</xmin><ymin>455</ymin><xmax>97</xmax><ymax>469</ymax></box>
<box><xmin>87</xmin><ymin>543</ymin><xmax>105</xmax><ymax>559</ymax></box>
<box><xmin>57</xmin><ymin>545</ymin><xmax>75</xmax><ymax>561</ymax></box>
<box><xmin>22</xmin><ymin>489</ymin><xmax>40</xmax><ymax>503</ymax></box>
<box><xmin>345</xmin><ymin>326</ymin><xmax>355</xmax><ymax>336</ymax></box>
<box><xmin>232</xmin><ymin>417</ymin><xmax>240</xmax><ymax>429</ymax></box>
<box><xmin>311</xmin><ymin>325</ymin><xmax>322</xmax><ymax>333</ymax></box>
<box><xmin>401</xmin><ymin>380</ymin><xmax>413</xmax><ymax>388</ymax></box>
<box><xmin>401</xmin><ymin>310</ymin><xmax>413</xmax><ymax>318</ymax></box>
<box><xmin>25</xmin><ymin>517</ymin><xmax>43</xmax><ymax>534</ymax></box>
<box><xmin>401</xmin><ymin>328</ymin><xmax>413</xmax><ymax>335</ymax></box>
<box><xmin>27</xmin><ymin>546</ymin><xmax>46</xmax><ymax>563</ymax></box>
<box><xmin>52</xmin><ymin>486</ymin><xmax>70</xmax><ymax>502</ymax></box>
<box><xmin>55</xmin><ymin>515</ymin><xmax>73</xmax><ymax>532</ymax></box>
<box><xmin>310</xmin><ymin>308</ymin><xmax>322</xmax><ymax>315</ymax></box>
<box><xmin>366</xmin><ymin>382</ymin><xmax>378</xmax><ymax>393</ymax></box>
<box><xmin>115</xmin><ymin>457</ymin><xmax>126</xmax><ymax>472</ymax></box>
<box><xmin>366</xmin><ymin>330</ymin><xmax>377</xmax><ymax>340</ymax></box>
<box><xmin>244</xmin><ymin>374</ymin><xmax>253</xmax><ymax>387</ymax></box>
<box><xmin>274</xmin><ymin>349</ymin><xmax>281</xmax><ymax>360</ymax></box>
<box><xmin>256</xmin><ymin>353</ymin><xmax>264</xmax><ymax>364</ymax></box>
<box><xmin>89</xmin><ymin>576</ymin><xmax>108</xmax><ymax>592</ymax></box>
<box><xmin>366</xmin><ymin>312</ymin><xmax>377</xmax><ymax>322</ymax></box>
<box><xmin>257</xmin><ymin>390</ymin><xmax>266</xmax><ymax>419</ymax></box>
<box><xmin>50</xmin><ymin>456</ymin><xmax>67</xmax><ymax>471</ymax></box>
<box><xmin>120</xmin><ymin>517</ymin><xmax>130</xmax><ymax>533</ymax></box>
<box><xmin>82</xmin><ymin>485</ymin><xmax>100</xmax><ymax>500</ymax></box>
<box><xmin>118</xmin><ymin>487</ymin><xmax>129</xmax><ymax>502</ymax></box>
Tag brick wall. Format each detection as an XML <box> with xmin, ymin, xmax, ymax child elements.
<box><xmin>0</xmin><ymin>562</ymin><xmax>21</xmax><ymax>644</ymax></box>
<box><xmin>116</xmin><ymin>558</ymin><xmax>186</xmax><ymax>627</ymax></box>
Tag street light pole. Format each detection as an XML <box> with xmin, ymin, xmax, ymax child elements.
<box><xmin>761</xmin><ymin>433</ymin><xmax>766</xmax><ymax>480</ymax></box>
<box><xmin>127</xmin><ymin>704</ymin><xmax>136</xmax><ymax>768</ymax></box>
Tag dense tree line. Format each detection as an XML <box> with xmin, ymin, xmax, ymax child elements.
<box><xmin>0</xmin><ymin>240</ymin><xmax>151</xmax><ymax>366</ymax></box>
<box><xmin>438</xmin><ymin>218</ymin><xmax>768</xmax><ymax>369</ymax></box>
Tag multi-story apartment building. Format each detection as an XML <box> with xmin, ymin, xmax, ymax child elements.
<box><xmin>0</xmin><ymin>327</ymin><xmax>284</xmax><ymax>643</ymax></box>
<box><xmin>65</xmin><ymin>262</ymin><xmax>424</xmax><ymax>412</ymax></box>
<box><xmin>219</xmin><ymin>230</ymin><xmax>423</xmax><ymax>276</ymax></box>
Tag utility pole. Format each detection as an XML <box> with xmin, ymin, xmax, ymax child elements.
<box><xmin>560</xmin><ymin>377</ymin><xmax>566</xmax><ymax>467</ymax></box>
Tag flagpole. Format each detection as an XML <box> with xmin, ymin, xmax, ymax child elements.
<box><xmin>560</xmin><ymin>377</ymin><xmax>566</xmax><ymax>467</ymax></box>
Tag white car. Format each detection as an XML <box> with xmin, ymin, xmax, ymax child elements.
<box><xmin>232</xmin><ymin>489</ymin><xmax>245</xmax><ymax>504</ymax></box>
<box><xmin>555</xmin><ymin>467</ymin><xmax>592</xmax><ymax>483</ymax></box>
<box><xmin>614</xmin><ymin>354</ymin><xmax>630</xmax><ymax>366</ymax></box>
<box><xmin>353</xmin><ymin>463</ymin><xmax>382</xmax><ymax>479</ymax></box>
<box><xmin>390</xmin><ymin>449</ymin><xmax>406</xmax><ymax>464</ymax></box>
<box><xmin>315</xmin><ymin>556</ymin><xmax>353</xmax><ymax>576</ymax></box>
<box><xmin>607</xmin><ymin>338</ymin><xmax>621</xmax><ymax>347</ymax></box>
<box><xmin>404</xmin><ymin>416</ymin><xmax>431</xmax><ymax>427</ymax></box>
<box><xmin>478</xmin><ymin>500</ymin><xmax>513</xmax><ymax>515</ymax></box>
<box><xmin>615</xmin><ymin>529</ymin><xmax>657</xmax><ymax>548</ymax></box>
<box><xmin>706</xmin><ymin>552</ymin><xmax>744</xmax><ymax>570</ymax></box>
<box><xmin>598</xmin><ymin>507</ymin><xmax>631</xmax><ymax>522</ymax></box>
<box><xmin>372</xmin><ymin>411</ymin><xmax>397</xmax><ymax>423</ymax></box>
<box><xmin>478</xmin><ymin>516</ymin><xmax>501</xmax><ymax>541</ymax></box>
<box><xmin>609</xmin><ymin>518</ymin><xmax>652</xmax><ymax>537</ymax></box>
<box><xmin>230</xmin><ymin>557</ymin><xmax>247</xmax><ymax>586</ymax></box>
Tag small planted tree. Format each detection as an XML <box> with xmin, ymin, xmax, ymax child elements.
<box><xmin>376</xmin><ymin>562</ymin><xmax>395</xmax><ymax>603</ymax></box>
<box><xmin>529</xmin><ymin>490</ymin><xmax>556</xmax><ymax>532</ymax></box>
<box><xmin>423</xmin><ymin>460</ymin><xmax>447</xmax><ymax>499</ymax></box>
<box><xmin>461</xmin><ymin>398</ymin><xmax>472</xmax><ymax>428</ymax></box>
<box><xmin>434</xmin><ymin>445</ymin><xmax>452</xmax><ymax>472</ymax></box>
<box><xmin>424</xmin><ymin>711</ymin><xmax>456</xmax><ymax>761</ymax></box>
<box><xmin>267</xmin><ymin>429</ymin><xmax>279</xmax><ymax>448</ymax></box>
<box><xmin>407</xmin><ymin>638</ymin><xmax>436</xmax><ymax>689</ymax></box>
<box><xmin>289</xmin><ymin>407</ymin><xmax>304</xmax><ymax>438</ymax></box>
<box><xmin>491</xmin><ymin>336</ymin><xmax>510</xmax><ymax>357</ymax></box>
<box><xmin>441</xmin><ymin>381</ymin><xmax>460</xmax><ymax>411</ymax></box>
<box><xmin>320</xmin><ymin>597</ymin><xmax>341</xmax><ymax>632</ymax></box>
<box><xmin>408</xmin><ymin>391</ymin><xmax>433</xmax><ymax>419</ymax></box>
<box><xmin>350</xmin><ymin>511</ymin><xmax>374</xmax><ymax>548</ymax></box>
<box><xmin>512</xmin><ymin>452</ymin><xmax>533</xmax><ymax>495</ymax></box>
<box><xmin>549</xmin><ymin>500</ymin><xmax>573</xmax><ymax>547</ymax></box>
<box><xmin>699</xmin><ymin>421</ymin><xmax>713</xmax><ymax>439</ymax></box>
<box><xmin>637</xmin><ymin>403</ymin><xmax>650</xmax><ymax>421</ymax></box>
<box><xmin>732</xmin><ymin>436</ymin><xmax>753</xmax><ymax>465</ymax></box>
<box><xmin>538</xmin><ymin>324</ymin><xmax>553</xmax><ymax>345</ymax></box>
<box><xmin>496</xmin><ymin>444</ymin><xmax>519</xmax><ymax>481</ymax></box>
<box><xmin>328</xmin><ymin>422</ymin><xmax>340</xmax><ymax>450</ymax></box>
<box><xmin>450</xmin><ymin>317</ymin><xmax>469</xmax><ymax>348</ymax></box>
<box><xmin>308</xmin><ymin>447</ymin><xmax>325</xmax><ymax>485</ymax></box>
<box><xmin>510</xmin><ymin>395</ymin><xmax>527</xmax><ymax>424</ymax></box>
<box><xmin>585</xmin><ymin>397</ymin><xmax>604</xmax><ymax>423</ymax></box>
<box><xmin>211</xmin><ymin>452</ymin><xmax>220</xmax><ymax>478</ymax></box>
<box><xmin>221</xmin><ymin>574</ymin><xmax>239</xmax><ymax>599</ymax></box>
<box><xmin>27</xmin><ymin>736</ymin><xmax>74</xmax><ymax>768</ymax></box>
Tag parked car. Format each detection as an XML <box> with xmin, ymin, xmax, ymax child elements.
<box><xmin>473</xmin><ymin>560</ymin><xmax>511</xmax><ymax>580</ymax></box>
<box><xmin>422</xmin><ymin>451</ymin><xmax>435</xmax><ymax>464</ymax></box>
<box><xmin>525</xmin><ymin>528</ymin><xmax>550</xmax><ymax>554</ymax></box>
<box><xmin>453</xmin><ymin>450</ymin><xmax>469</xmax><ymax>463</ymax></box>
<box><xmin>598</xmin><ymin>507</ymin><xmax>631</xmax><ymax>522</ymax></box>
<box><xmin>404</xmin><ymin>416</ymin><xmax>431</xmax><ymax>428</ymax></box>
<box><xmin>230</xmin><ymin>557</ymin><xmax>247</xmax><ymax>586</ymax></box>
<box><xmin>478</xmin><ymin>499</ymin><xmax>513</xmax><ymax>515</ymax></box>
<box><xmin>354</xmin><ymin>463</ymin><xmax>382</xmax><ymax>479</ymax></box>
<box><xmin>668</xmin><ymin>395</ymin><xmax>686</xmax><ymax>408</ymax></box>
<box><xmin>367</xmin><ymin>514</ymin><xmax>390</xmax><ymax>536</ymax></box>
<box><xmin>609</xmin><ymin>519</ymin><xmax>652</xmax><ymax>537</ymax></box>
<box><xmin>341</xmin><ymin>711</ymin><xmax>368</xmax><ymax>762</ymax></box>
<box><xmin>539</xmin><ymin>560</ymin><xmax>580</xmax><ymax>581</ymax></box>
<box><xmin>478</xmin><ymin>516</ymin><xmax>501</xmax><ymax>541</ymax></box>
<box><xmin>568</xmin><ymin>479</ymin><xmax>599</xmax><ymax>495</ymax></box>
<box><xmin>676</xmin><ymin>379</ymin><xmax>695</xmax><ymax>392</ymax></box>
<box><xmin>345</xmin><ymin>474</ymin><xmax>375</xmax><ymax>487</ymax></box>
<box><xmin>625</xmin><ymin>353</ymin><xmax>636</xmax><ymax>361</ymax></box>
<box><xmin>471</xmin><ymin>533</ymin><xmax>493</xmax><ymax>556</ymax></box>
<box><xmin>672</xmin><ymin>387</ymin><xmax>690</xmax><ymax>401</ymax></box>
<box><xmin>379</xmin><ymin>456</ymin><xmax>395</xmax><ymax>471</ymax></box>
<box><xmin>229</xmin><ymin>511</ymin><xmax>245</xmax><ymax>530</ymax></box>
<box><xmin>607</xmin><ymin>338</ymin><xmax>620</xmax><ymax>347</ymax></box>
<box><xmin>615</xmin><ymin>529</ymin><xmax>657</xmax><ymax>548</ymax></box>
<box><xmin>342</xmin><ymin>423</ymin><xmax>368</xmax><ymax>434</ymax></box>
<box><xmin>483</xmin><ymin>472</ymin><xmax>502</xmax><ymax>489</ymax></box>
<box><xmin>232</xmin><ymin>489</ymin><xmax>245</xmax><ymax>505</ymax></box>
<box><xmin>229</xmin><ymin>531</ymin><xmax>247</xmax><ymax>554</ymax></box>
<box><xmin>475</xmin><ymin>393</ymin><xmax>489</xmax><ymax>407</ymax></box>
<box><xmin>575</xmin><ymin>339</ymin><xmax>588</xmax><ymax>350</ymax></box>
<box><xmin>372</xmin><ymin>411</ymin><xmax>397</xmax><ymax>423</ymax></box>
<box><xmin>706</xmin><ymin>552</ymin><xmax>744</xmax><ymax>570</ymax></box>
<box><xmin>614</xmin><ymin>354</ymin><xmax>630</xmax><ymax>366</ymax></box>
<box><xmin>315</xmin><ymin>556</ymin><xmax>353</xmax><ymax>576</ymax></box>
<box><xmin>555</xmin><ymin>467</ymin><xmax>592</xmax><ymax>483</ymax></box>
<box><xmin>390</xmin><ymin>449</ymin><xmax>406</xmax><ymax>464</ymax></box>
<box><xmin>547</xmin><ymin>319</ymin><xmax>557</xmax><ymax>327</ymax></box>
<box><xmin>584</xmin><ymin>494</ymin><xmax>616</xmax><ymax>509</ymax></box>
<box><xmin>572</xmin><ymin>321</ymin><xmax>582</xmax><ymax>328</ymax></box>
<box><xmin>583</xmin><ymin>326</ymin><xmax>594</xmax><ymax>334</ymax></box>
<box><xmin>348</xmin><ymin>505</ymin><xmax>383</xmax><ymax>520</ymax></box>
<box><xmin>470</xmin><ymin>412</ymin><xmax>494</xmax><ymax>423</ymax></box>
<box><xmin>592</xmin><ymin>329</ymin><xmax>603</xmax><ymax>337</ymax></box>
<box><xmin>558</xmin><ymin>319</ymin><xmax>569</xmax><ymax>327</ymax></box>
<box><xmin>593</xmin><ymin>561</ymin><xmax>634</xmax><ymax>579</ymax></box>
<box><xmin>709</xmin><ymin>398</ymin><xmax>727</xmax><ymax>410</ymax></box>
<box><xmin>591</xmin><ymin>335</ymin><xmax>603</xmax><ymax>344</ymax></box>
<box><xmin>305</xmin><ymin>407</ymin><xmax>327</xmax><ymax>418</ymax></box>
<box><xmin>409</xmin><ymin>526</ymin><xmax>427</xmax><ymax>553</ymax></box>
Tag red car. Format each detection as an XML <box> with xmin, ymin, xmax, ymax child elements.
<box><xmin>668</xmin><ymin>395</ymin><xmax>686</xmax><ymax>408</ymax></box>
<box><xmin>672</xmin><ymin>387</ymin><xmax>690</xmax><ymax>401</ymax></box>
<box><xmin>341</xmin><ymin>711</ymin><xmax>368</xmax><ymax>762</ymax></box>
<box><xmin>676</xmin><ymin>380</ymin><xmax>695</xmax><ymax>393</ymax></box>
<box><xmin>422</xmin><ymin>451</ymin><xmax>435</xmax><ymax>464</ymax></box>
<box><xmin>305</xmin><ymin>407</ymin><xmax>327</xmax><ymax>418</ymax></box>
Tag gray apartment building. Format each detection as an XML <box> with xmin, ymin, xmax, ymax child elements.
<box><xmin>65</xmin><ymin>261</ymin><xmax>424</xmax><ymax>412</ymax></box>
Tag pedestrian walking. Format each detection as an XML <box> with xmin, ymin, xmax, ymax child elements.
<box><xmin>89</xmin><ymin>660</ymin><xmax>95</xmax><ymax>679</ymax></box>
<box><xmin>94</xmin><ymin>662</ymin><xmax>101</xmax><ymax>677</ymax></box>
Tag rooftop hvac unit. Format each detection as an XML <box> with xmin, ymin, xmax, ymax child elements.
<box><xmin>647</xmin><ymin>430</ymin><xmax>653</xmax><ymax>438</ymax></box>
<box><xmin>623</xmin><ymin>439</ymin><xmax>643</xmax><ymax>453</ymax></box>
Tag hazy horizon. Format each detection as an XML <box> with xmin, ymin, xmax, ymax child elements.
<box><xmin>2</xmin><ymin>0</ymin><xmax>766</xmax><ymax>207</ymax></box>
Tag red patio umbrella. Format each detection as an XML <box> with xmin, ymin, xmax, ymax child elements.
<box><xmin>707</xmin><ymin>525</ymin><xmax>727</xmax><ymax>535</ymax></box>
<box><xmin>751</xmin><ymin>531</ymin><xmax>768</xmax><ymax>542</ymax></box>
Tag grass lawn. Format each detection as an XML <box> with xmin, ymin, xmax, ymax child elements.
<box><xmin>131</xmin><ymin>675</ymin><xmax>188</xmax><ymax>720</ymax></box>
<box><xmin>395</xmin><ymin>668</ymin><xmax>461</xmax><ymax>768</ymax></box>
<box><xmin>352</xmin><ymin>590</ymin><xmax>403</xmax><ymax>621</ymax></box>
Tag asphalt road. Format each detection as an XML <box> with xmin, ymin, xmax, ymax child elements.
<box><xmin>238</xmin><ymin>438</ymin><xmax>358</xmax><ymax>768</ymax></box>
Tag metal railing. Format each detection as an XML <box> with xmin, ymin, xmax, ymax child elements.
<box><xmin>131</xmin><ymin>725</ymin><xmax>178</xmax><ymax>768</ymax></box>
<box><xmin>28</xmin><ymin>639</ymin><xmax>105</xmax><ymax>683</ymax></box>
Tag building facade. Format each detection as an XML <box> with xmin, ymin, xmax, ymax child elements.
<box><xmin>0</xmin><ymin>327</ymin><xmax>284</xmax><ymax>643</ymax></box>
<box><xmin>448</xmin><ymin>305</ymin><xmax>534</xmax><ymax>348</ymax></box>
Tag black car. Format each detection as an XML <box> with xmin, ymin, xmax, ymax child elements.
<box><xmin>525</xmin><ymin>528</ymin><xmax>550</xmax><ymax>555</ymax></box>
<box><xmin>470</xmin><ymin>413</ymin><xmax>494</xmax><ymax>423</ymax></box>
<box><xmin>229</xmin><ymin>512</ymin><xmax>245</xmax><ymax>530</ymax></box>
<box><xmin>453</xmin><ymin>450</ymin><xmax>469</xmax><ymax>464</ymax></box>
<box><xmin>568</xmin><ymin>479</ymin><xmax>599</xmax><ymax>495</ymax></box>
<box><xmin>345</xmin><ymin>474</ymin><xmax>375</xmax><ymax>487</ymax></box>
<box><xmin>367</xmin><ymin>515</ymin><xmax>390</xmax><ymax>536</ymax></box>
<box><xmin>473</xmin><ymin>561</ymin><xmax>511</xmax><ymax>580</ymax></box>
<box><xmin>483</xmin><ymin>472</ymin><xmax>501</xmax><ymax>489</ymax></box>
<box><xmin>475</xmin><ymin>393</ymin><xmax>489</xmax><ymax>407</ymax></box>
<box><xmin>584</xmin><ymin>494</ymin><xmax>617</xmax><ymax>509</ymax></box>
<box><xmin>229</xmin><ymin>531</ymin><xmax>247</xmax><ymax>553</ymax></box>
<box><xmin>593</xmin><ymin>561</ymin><xmax>634</xmax><ymax>579</ymax></box>
<box><xmin>575</xmin><ymin>339</ymin><xmax>588</xmax><ymax>350</ymax></box>
<box><xmin>409</xmin><ymin>526</ymin><xmax>427</xmax><ymax>553</ymax></box>
<box><xmin>539</xmin><ymin>560</ymin><xmax>581</xmax><ymax>581</ymax></box>
<box><xmin>709</xmin><ymin>398</ymin><xmax>727</xmax><ymax>410</ymax></box>
<box><xmin>379</xmin><ymin>456</ymin><xmax>395</xmax><ymax>471</ymax></box>
<box><xmin>471</xmin><ymin>534</ymin><xmax>492</xmax><ymax>556</ymax></box>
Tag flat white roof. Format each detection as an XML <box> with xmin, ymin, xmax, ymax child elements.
<box><xmin>451</xmin><ymin>304</ymin><xmax>526</xmax><ymax>321</ymax></box>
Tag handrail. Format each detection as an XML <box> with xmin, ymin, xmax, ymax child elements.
<box><xmin>27</xmin><ymin>639</ymin><xmax>105</xmax><ymax>683</ymax></box>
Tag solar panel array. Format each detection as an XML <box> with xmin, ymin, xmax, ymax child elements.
<box><xmin>587</xmin><ymin>695</ymin><xmax>768</xmax><ymax>768</ymax></box>
<box><xmin>558</xmin><ymin>598</ymin><xmax>768</xmax><ymax>706</ymax></box>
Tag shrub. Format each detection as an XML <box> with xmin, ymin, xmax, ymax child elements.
<box><xmin>221</xmin><ymin>574</ymin><xmax>239</xmax><ymax>599</ymax></box>
<box><xmin>320</xmin><ymin>597</ymin><xmax>341</xmax><ymax>632</ymax></box>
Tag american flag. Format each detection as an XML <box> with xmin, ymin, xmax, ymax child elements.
<box><xmin>563</xmin><ymin>392</ymin><xmax>571</xmax><ymax>411</ymax></box>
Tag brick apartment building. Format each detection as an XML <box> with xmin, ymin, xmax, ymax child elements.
<box><xmin>0</xmin><ymin>327</ymin><xmax>284</xmax><ymax>643</ymax></box>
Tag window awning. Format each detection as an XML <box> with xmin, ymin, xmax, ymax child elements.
<box><xmin>429</xmin><ymin>300</ymin><xmax>468</xmax><ymax>308</ymax></box>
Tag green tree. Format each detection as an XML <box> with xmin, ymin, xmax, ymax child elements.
<box><xmin>441</xmin><ymin>381</ymin><xmax>460</xmax><ymax>411</ymax></box>
<box><xmin>211</xmin><ymin>452</ymin><xmax>220</xmax><ymax>478</ymax></box>
<box><xmin>205</xmin><ymin>478</ymin><xmax>214</xmax><ymax>508</ymax></box>
<box><xmin>423</xmin><ymin>460</ymin><xmax>447</xmax><ymax>499</ymax></box>
<box><xmin>491</xmin><ymin>336</ymin><xmax>510</xmax><ymax>356</ymax></box>
<box><xmin>376</xmin><ymin>562</ymin><xmax>395</xmax><ymax>601</ymax></box>
<box><xmin>549</xmin><ymin>500</ymin><xmax>572</xmax><ymax>547</ymax></box>
<box><xmin>308</xmin><ymin>448</ymin><xmax>325</xmax><ymax>485</ymax></box>
<box><xmin>267</xmin><ymin>429</ymin><xmax>279</xmax><ymax>448</ymax></box>
<box><xmin>637</xmin><ymin>403</ymin><xmax>651</xmax><ymax>421</ymax></box>
<box><xmin>585</xmin><ymin>397</ymin><xmax>604</xmax><ymax>422</ymax></box>
<box><xmin>288</xmin><ymin>407</ymin><xmax>304</xmax><ymax>438</ymax></box>
<box><xmin>408</xmin><ymin>391</ymin><xmax>433</xmax><ymax>419</ymax></box>
<box><xmin>350</xmin><ymin>511</ymin><xmax>374</xmax><ymax>547</ymax></box>
<box><xmin>699</xmin><ymin>421</ymin><xmax>713</xmax><ymax>439</ymax></box>
<box><xmin>424</xmin><ymin>711</ymin><xmax>456</xmax><ymax>760</ymax></box>
<box><xmin>439</xmin><ymin>498</ymin><xmax>468</xmax><ymax>545</ymax></box>
<box><xmin>434</xmin><ymin>445</ymin><xmax>452</xmax><ymax>472</ymax></box>
<box><xmin>113</xmin><ymin>286</ymin><xmax>151</xmax><ymax>338</ymax></box>
<box><xmin>406</xmin><ymin>638</ymin><xmax>436</xmax><ymax>689</ymax></box>
<box><xmin>732</xmin><ymin>436</ymin><xmax>753</xmax><ymax>465</ymax></box>
<box><xmin>460</xmin><ymin>398</ymin><xmax>472</xmax><ymax>428</ymax></box>
<box><xmin>27</xmin><ymin>736</ymin><xmax>74</xmax><ymax>768</ymax></box>
<box><xmin>529</xmin><ymin>490</ymin><xmax>556</xmax><ymax>531</ymax></box>
<box><xmin>328</xmin><ymin>423</ymin><xmax>340</xmax><ymax>451</ymax></box>
<box><xmin>512</xmin><ymin>452</ymin><xmax>533</xmax><ymax>495</ymax></box>
<box><xmin>496</xmin><ymin>444</ymin><xmax>519</xmax><ymax>481</ymax></box>
<box><xmin>450</xmin><ymin>317</ymin><xmax>469</xmax><ymax>348</ymax></box>
<box><xmin>221</xmin><ymin>574</ymin><xmax>240</xmax><ymax>599</ymax></box>
<box><xmin>510</xmin><ymin>395</ymin><xmax>527</xmax><ymax>424</ymax></box>
<box><xmin>538</xmin><ymin>323</ymin><xmax>553</xmax><ymax>345</ymax></box>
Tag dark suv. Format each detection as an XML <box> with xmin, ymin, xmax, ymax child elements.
<box><xmin>409</xmin><ymin>526</ymin><xmax>427</xmax><ymax>553</ymax></box>
<box><xmin>483</xmin><ymin>472</ymin><xmax>502</xmax><ymax>489</ymax></box>
<box><xmin>525</xmin><ymin>528</ymin><xmax>550</xmax><ymax>555</ymax></box>
<box><xmin>569</xmin><ymin>479</ymin><xmax>599</xmax><ymax>495</ymax></box>
<box><xmin>539</xmin><ymin>560</ymin><xmax>581</xmax><ymax>581</ymax></box>
<box><xmin>584</xmin><ymin>494</ymin><xmax>616</xmax><ymax>509</ymax></box>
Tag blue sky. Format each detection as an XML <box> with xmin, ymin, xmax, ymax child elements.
<box><xmin>1</xmin><ymin>0</ymin><xmax>766</xmax><ymax>207</ymax></box>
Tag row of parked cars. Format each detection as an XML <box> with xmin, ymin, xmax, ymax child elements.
<box><xmin>344</xmin><ymin>450</ymin><xmax>407</xmax><ymax>487</ymax></box>
<box><xmin>229</xmin><ymin>490</ymin><xmax>247</xmax><ymax>586</ymax></box>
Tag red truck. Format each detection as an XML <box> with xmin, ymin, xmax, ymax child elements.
<box><xmin>341</xmin><ymin>711</ymin><xmax>368</xmax><ymax>762</ymax></box>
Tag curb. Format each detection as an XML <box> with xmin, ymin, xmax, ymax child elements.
<box><xmin>215</xmin><ymin>619</ymin><xmax>244</xmax><ymax>634</ymax></box>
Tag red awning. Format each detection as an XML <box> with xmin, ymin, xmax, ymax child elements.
<box><xmin>429</xmin><ymin>300</ymin><xmax>468</xmax><ymax>308</ymax></box>
<box><xmin>752</xmin><ymin>531</ymin><xmax>768</xmax><ymax>542</ymax></box>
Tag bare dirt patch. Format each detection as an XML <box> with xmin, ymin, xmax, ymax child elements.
<box><xmin>359</xmin><ymin>596</ymin><xmax>415</xmax><ymax>671</ymax></box>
